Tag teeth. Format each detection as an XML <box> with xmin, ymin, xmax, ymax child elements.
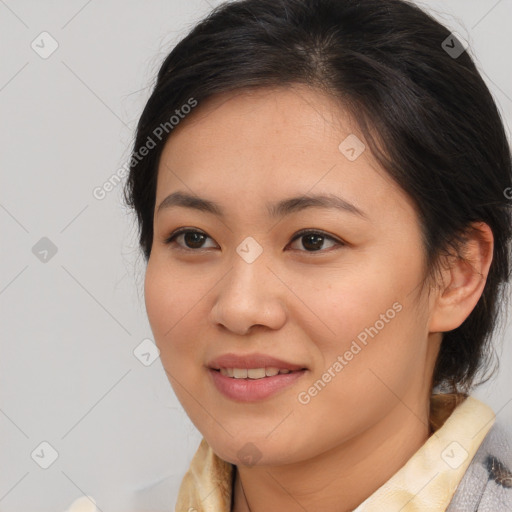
<box><xmin>247</xmin><ymin>368</ymin><xmax>266</xmax><ymax>379</ymax></box>
<box><xmin>219</xmin><ymin>367</ymin><xmax>294</xmax><ymax>379</ymax></box>
<box><xmin>233</xmin><ymin>368</ymin><xmax>248</xmax><ymax>378</ymax></box>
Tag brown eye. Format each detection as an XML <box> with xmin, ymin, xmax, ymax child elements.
<box><xmin>164</xmin><ymin>229</ymin><xmax>217</xmax><ymax>251</ymax></box>
<box><xmin>288</xmin><ymin>230</ymin><xmax>343</xmax><ymax>253</ymax></box>
<box><xmin>164</xmin><ymin>228</ymin><xmax>344</xmax><ymax>254</ymax></box>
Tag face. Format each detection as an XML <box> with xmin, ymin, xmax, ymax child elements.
<box><xmin>144</xmin><ymin>85</ymin><xmax>440</xmax><ymax>466</ymax></box>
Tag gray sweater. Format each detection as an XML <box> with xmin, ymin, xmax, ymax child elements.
<box><xmin>446</xmin><ymin>421</ymin><xmax>512</xmax><ymax>511</ymax></box>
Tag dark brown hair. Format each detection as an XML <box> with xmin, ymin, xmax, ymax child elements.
<box><xmin>124</xmin><ymin>0</ymin><xmax>512</xmax><ymax>393</ymax></box>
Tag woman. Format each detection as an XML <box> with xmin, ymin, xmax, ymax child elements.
<box><xmin>123</xmin><ymin>0</ymin><xmax>512</xmax><ymax>510</ymax></box>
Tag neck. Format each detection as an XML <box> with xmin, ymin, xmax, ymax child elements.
<box><xmin>232</xmin><ymin>397</ymin><xmax>431</xmax><ymax>512</ymax></box>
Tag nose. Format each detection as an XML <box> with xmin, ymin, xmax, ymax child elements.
<box><xmin>209</xmin><ymin>251</ymin><xmax>287</xmax><ymax>336</ymax></box>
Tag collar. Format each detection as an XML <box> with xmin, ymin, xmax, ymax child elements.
<box><xmin>175</xmin><ymin>395</ymin><xmax>495</xmax><ymax>512</ymax></box>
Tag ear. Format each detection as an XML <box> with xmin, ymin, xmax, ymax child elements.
<box><xmin>428</xmin><ymin>222</ymin><xmax>494</xmax><ymax>333</ymax></box>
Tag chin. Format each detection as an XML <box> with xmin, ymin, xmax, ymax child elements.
<box><xmin>212</xmin><ymin>435</ymin><xmax>301</xmax><ymax>467</ymax></box>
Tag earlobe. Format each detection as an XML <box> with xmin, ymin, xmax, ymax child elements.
<box><xmin>428</xmin><ymin>222</ymin><xmax>494</xmax><ymax>333</ymax></box>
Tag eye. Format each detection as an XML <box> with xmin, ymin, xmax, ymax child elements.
<box><xmin>163</xmin><ymin>228</ymin><xmax>217</xmax><ymax>251</ymax></box>
<box><xmin>163</xmin><ymin>228</ymin><xmax>345</xmax><ymax>253</ymax></box>
<box><xmin>288</xmin><ymin>229</ymin><xmax>344</xmax><ymax>252</ymax></box>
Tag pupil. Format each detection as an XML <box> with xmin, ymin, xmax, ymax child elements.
<box><xmin>185</xmin><ymin>232</ymin><xmax>205</xmax><ymax>248</ymax></box>
<box><xmin>303</xmin><ymin>234</ymin><xmax>323</xmax><ymax>251</ymax></box>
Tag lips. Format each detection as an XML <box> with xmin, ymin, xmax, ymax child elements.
<box><xmin>207</xmin><ymin>352</ymin><xmax>307</xmax><ymax>372</ymax></box>
<box><xmin>209</xmin><ymin>366</ymin><xmax>307</xmax><ymax>402</ymax></box>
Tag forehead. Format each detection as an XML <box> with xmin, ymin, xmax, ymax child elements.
<box><xmin>164</xmin><ymin>85</ymin><xmax>357</xmax><ymax>158</ymax></box>
<box><xmin>155</xmin><ymin>85</ymin><xmax>415</xmax><ymax>223</ymax></box>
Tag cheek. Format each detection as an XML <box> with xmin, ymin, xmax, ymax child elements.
<box><xmin>144</xmin><ymin>258</ymin><xmax>201</xmax><ymax>353</ymax></box>
<box><xmin>144</xmin><ymin>259</ymin><xmax>209</xmax><ymax>405</ymax></box>
<box><xmin>289</xmin><ymin>265</ymin><xmax>400</xmax><ymax>339</ymax></box>
<box><xmin>296</xmin><ymin>249</ymin><xmax>427</xmax><ymax>373</ymax></box>
<box><xmin>144</xmin><ymin>262</ymin><xmax>170</xmax><ymax>338</ymax></box>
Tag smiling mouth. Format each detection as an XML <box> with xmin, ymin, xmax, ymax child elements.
<box><xmin>208</xmin><ymin>366</ymin><xmax>308</xmax><ymax>402</ymax></box>
<box><xmin>213</xmin><ymin>368</ymin><xmax>307</xmax><ymax>379</ymax></box>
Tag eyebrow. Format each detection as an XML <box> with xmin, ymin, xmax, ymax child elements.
<box><xmin>156</xmin><ymin>191</ymin><xmax>368</xmax><ymax>220</ymax></box>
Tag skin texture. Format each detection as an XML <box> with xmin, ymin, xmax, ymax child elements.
<box><xmin>144</xmin><ymin>85</ymin><xmax>494</xmax><ymax>512</ymax></box>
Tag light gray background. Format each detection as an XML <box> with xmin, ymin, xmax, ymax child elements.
<box><xmin>1</xmin><ymin>1</ymin><xmax>511</xmax><ymax>511</ymax></box>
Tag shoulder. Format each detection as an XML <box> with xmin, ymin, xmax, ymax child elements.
<box><xmin>446</xmin><ymin>420</ymin><xmax>512</xmax><ymax>511</ymax></box>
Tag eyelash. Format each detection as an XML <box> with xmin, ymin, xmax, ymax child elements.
<box><xmin>163</xmin><ymin>228</ymin><xmax>345</xmax><ymax>254</ymax></box>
